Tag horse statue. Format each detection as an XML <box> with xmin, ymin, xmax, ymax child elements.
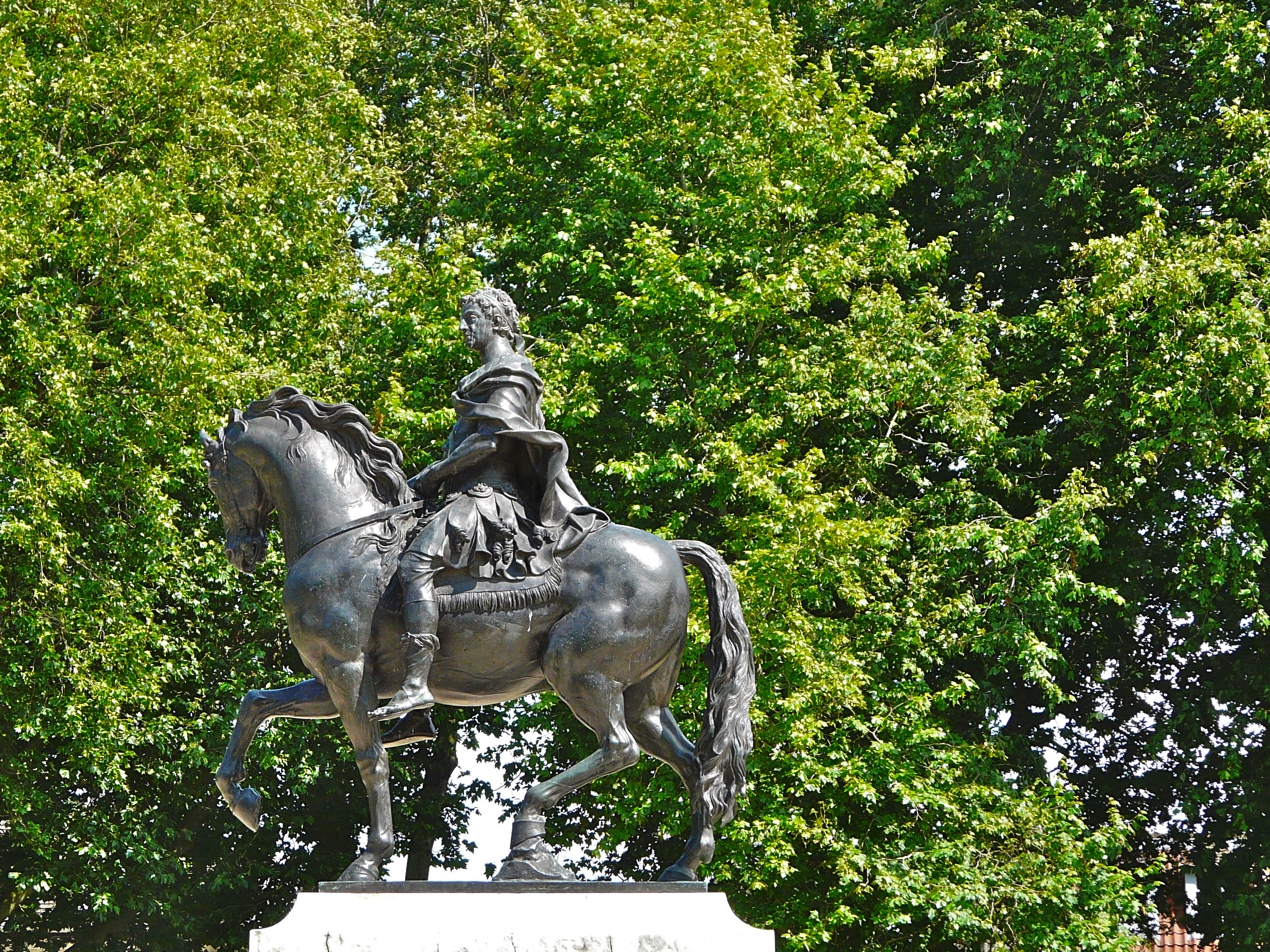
<box><xmin>200</xmin><ymin>388</ymin><xmax>755</xmax><ymax>883</ymax></box>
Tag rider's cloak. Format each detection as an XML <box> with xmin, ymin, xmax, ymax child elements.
<box><xmin>437</xmin><ymin>351</ymin><xmax>609</xmax><ymax>573</ymax></box>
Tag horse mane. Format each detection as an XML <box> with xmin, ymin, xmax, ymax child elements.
<box><xmin>243</xmin><ymin>386</ymin><xmax>412</xmax><ymax>507</ymax></box>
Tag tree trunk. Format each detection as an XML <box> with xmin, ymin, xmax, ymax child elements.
<box><xmin>404</xmin><ymin>716</ymin><xmax>460</xmax><ymax>881</ymax></box>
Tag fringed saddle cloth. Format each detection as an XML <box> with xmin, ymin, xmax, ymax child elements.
<box><xmin>379</xmin><ymin>562</ymin><xmax>564</xmax><ymax>616</ymax></box>
<box><xmin>435</xmin><ymin>560</ymin><xmax>564</xmax><ymax>614</ymax></box>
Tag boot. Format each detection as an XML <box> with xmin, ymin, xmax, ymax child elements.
<box><xmin>381</xmin><ymin>707</ymin><xmax>438</xmax><ymax>748</ymax></box>
<box><xmin>370</xmin><ymin>629</ymin><xmax>438</xmax><ymax>721</ymax></box>
<box><xmin>370</xmin><ymin>599</ymin><xmax>439</xmax><ymax>721</ymax></box>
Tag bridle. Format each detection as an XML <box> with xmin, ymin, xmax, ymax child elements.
<box><xmin>294</xmin><ymin>498</ymin><xmax>435</xmax><ymax>560</ymax></box>
<box><xmin>214</xmin><ymin>438</ymin><xmax>264</xmax><ymax>537</ymax></box>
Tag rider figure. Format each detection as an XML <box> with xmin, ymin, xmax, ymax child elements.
<box><xmin>371</xmin><ymin>288</ymin><xmax>608</xmax><ymax>742</ymax></box>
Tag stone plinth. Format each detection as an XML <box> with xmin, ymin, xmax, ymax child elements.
<box><xmin>250</xmin><ymin>881</ymin><xmax>775</xmax><ymax>952</ymax></box>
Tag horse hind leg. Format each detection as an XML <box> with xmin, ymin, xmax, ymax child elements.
<box><xmin>496</xmin><ymin>672</ymin><xmax>641</xmax><ymax>882</ymax></box>
<box><xmin>624</xmin><ymin>672</ymin><xmax>715</xmax><ymax>882</ymax></box>
<box><xmin>216</xmin><ymin>679</ymin><xmax>338</xmax><ymax>831</ymax></box>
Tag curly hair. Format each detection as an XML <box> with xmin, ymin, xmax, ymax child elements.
<box><xmin>462</xmin><ymin>287</ymin><xmax>526</xmax><ymax>354</ymax></box>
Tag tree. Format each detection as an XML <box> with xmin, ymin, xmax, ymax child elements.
<box><xmin>354</xmin><ymin>0</ymin><xmax>1146</xmax><ymax>947</ymax></box>
<box><xmin>12</xmin><ymin>0</ymin><xmax>1261</xmax><ymax>947</ymax></box>
<box><xmin>770</xmin><ymin>0</ymin><xmax>1270</xmax><ymax>942</ymax></box>
<box><xmin>0</xmin><ymin>2</ymin><xmax>479</xmax><ymax>946</ymax></box>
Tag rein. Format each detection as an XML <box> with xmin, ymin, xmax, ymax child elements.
<box><xmin>297</xmin><ymin>499</ymin><xmax>433</xmax><ymax>560</ymax></box>
<box><xmin>217</xmin><ymin>439</ymin><xmax>258</xmax><ymax>534</ymax></box>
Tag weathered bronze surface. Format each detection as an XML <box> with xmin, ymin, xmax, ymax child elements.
<box><xmin>201</xmin><ymin>290</ymin><xmax>755</xmax><ymax>884</ymax></box>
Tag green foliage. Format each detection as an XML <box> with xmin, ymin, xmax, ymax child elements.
<box><xmin>1019</xmin><ymin>214</ymin><xmax>1270</xmax><ymax>949</ymax></box>
<box><xmin>356</xmin><ymin>0</ymin><xmax>1146</xmax><ymax>947</ymax></box>
<box><xmin>0</xmin><ymin>2</ymin><xmax>478</xmax><ymax>946</ymax></box>
<box><xmin>6</xmin><ymin>0</ymin><xmax>1268</xmax><ymax>948</ymax></box>
<box><xmin>778</xmin><ymin>0</ymin><xmax>1270</xmax><ymax>942</ymax></box>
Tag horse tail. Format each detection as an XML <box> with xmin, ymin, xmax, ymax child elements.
<box><xmin>672</xmin><ymin>539</ymin><xmax>756</xmax><ymax>826</ymax></box>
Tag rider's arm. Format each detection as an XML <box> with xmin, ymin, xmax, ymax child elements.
<box><xmin>408</xmin><ymin>432</ymin><xmax>498</xmax><ymax>497</ymax></box>
<box><xmin>408</xmin><ymin>384</ymin><xmax>530</xmax><ymax>497</ymax></box>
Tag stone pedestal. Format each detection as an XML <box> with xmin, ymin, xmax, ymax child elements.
<box><xmin>250</xmin><ymin>881</ymin><xmax>775</xmax><ymax>952</ymax></box>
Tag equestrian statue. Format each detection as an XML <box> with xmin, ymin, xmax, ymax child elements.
<box><xmin>201</xmin><ymin>288</ymin><xmax>755</xmax><ymax>883</ymax></box>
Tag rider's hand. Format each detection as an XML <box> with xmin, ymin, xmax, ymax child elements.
<box><xmin>407</xmin><ymin>470</ymin><xmax>437</xmax><ymax>498</ymax></box>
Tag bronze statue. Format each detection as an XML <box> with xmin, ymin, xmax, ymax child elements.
<box><xmin>201</xmin><ymin>290</ymin><xmax>755</xmax><ymax>884</ymax></box>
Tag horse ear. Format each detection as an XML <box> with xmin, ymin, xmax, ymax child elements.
<box><xmin>229</xmin><ymin>408</ymin><xmax>244</xmax><ymax>424</ymax></box>
<box><xmin>199</xmin><ymin>429</ymin><xmax>214</xmax><ymax>449</ymax></box>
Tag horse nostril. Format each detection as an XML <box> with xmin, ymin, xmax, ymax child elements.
<box><xmin>225</xmin><ymin>547</ymin><xmax>235</xmax><ymax>562</ymax></box>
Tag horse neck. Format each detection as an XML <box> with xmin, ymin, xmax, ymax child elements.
<box><xmin>233</xmin><ymin>416</ymin><xmax>389</xmax><ymax>565</ymax></box>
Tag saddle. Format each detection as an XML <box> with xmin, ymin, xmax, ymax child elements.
<box><xmin>380</xmin><ymin>503</ymin><xmax>566</xmax><ymax>616</ymax></box>
<box><xmin>430</xmin><ymin>562</ymin><xmax>563</xmax><ymax>615</ymax></box>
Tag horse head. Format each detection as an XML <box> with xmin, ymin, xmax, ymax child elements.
<box><xmin>201</xmin><ymin>409</ymin><xmax>272</xmax><ymax>575</ymax></box>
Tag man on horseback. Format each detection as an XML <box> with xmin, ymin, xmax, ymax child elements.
<box><xmin>207</xmin><ymin>299</ymin><xmax>753</xmax><ymax>882</ymax></box>
<box><xmin>371</xmin><ymin>288</ymin><xmax>609</xmax><ymax>744</ymax></box>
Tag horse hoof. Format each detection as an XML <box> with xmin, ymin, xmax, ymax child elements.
<box><xmin>337</xmin><ymin>857</ymin><xmax>382</xmax><ymax>882</ymax></box>
<box><xmin>493</xmin><ymin>856</ymin><xmax>577</xmax><ymax>881</ymax></box>
<box><xmin>231</xmin><ymin>787</ymin><xmax>262</xmax><ymax>832</ymax></box>
<box><xmin>657</xmin><ymin>864</ymin><xmax>698</xmax><ymax>882</ymax></box>
<box><xmin>494</xmin><ymin>836</ymin><xmax>576</xmax><ymax>882</ymax></box>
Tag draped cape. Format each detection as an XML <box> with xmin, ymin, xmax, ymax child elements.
<box><xmin>443</xmin><ymin>353</ymin><xmax>609</xmax><ymax>566</ymax></box>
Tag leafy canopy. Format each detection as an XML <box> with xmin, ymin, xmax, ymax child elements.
<box><xmin>6</xmin><ymin>0</ymin><xmax>1268</xmax><ymax>948</ymax></box>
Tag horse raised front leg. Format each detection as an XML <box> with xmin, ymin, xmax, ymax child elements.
<box><xmin>324</xmin><ymin>659</ymin><xmax>395</xmax><ymax>882</ymax></box>
<box><xmin>216</xmin><ymin>679</ymin><xmax>338</xmax><ymax>831</ymax></box>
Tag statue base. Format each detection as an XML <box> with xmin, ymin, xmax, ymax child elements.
<box><xmin>250</xmin><ymin>881</ymin><xmax>775</xmax><ymax>952</ymax></box>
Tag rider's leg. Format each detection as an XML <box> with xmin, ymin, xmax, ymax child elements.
<box><xmin>370</xmin><ymin>546</ymin><xmax>441</xmax><ymax>722</ymax></box>
<box><xmin>395</xmin><ymin>593</ymin><xmax>439</xmax><ymax>709</ymax></box>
